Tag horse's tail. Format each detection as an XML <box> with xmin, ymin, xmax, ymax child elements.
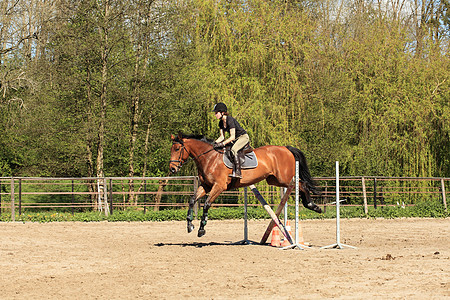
<box><xmin>285</xmin><ymin>146</ymin><xmax>320</xmax><ymax>195</ymax></box>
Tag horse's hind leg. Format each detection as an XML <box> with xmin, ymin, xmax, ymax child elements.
<box><xmin>300</xmin><ymin>183</ymin><xmax>322</xmax><ymax>213</ymax></box>
<box><xmin>267</xmin><ymin>176</ymin><xmax>322</xmax><ymax>213</ymax></box>
<box><xmin>187</xmin><ymin>186</ymin><xmax>207</xmax><ymax>233</ymax></box>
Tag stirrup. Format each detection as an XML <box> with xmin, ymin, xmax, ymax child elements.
<box><xmin>229</xmin><ymin>165</ymin><xmax>242</xmax><ymax>178</ymax></box>
<box><xmin>229</xmin><ymin>170</ymin><xmax>242</xmax><ymax>178</ymax></box>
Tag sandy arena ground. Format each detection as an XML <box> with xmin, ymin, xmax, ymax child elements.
<box><xmin>0</xmin><ymin>218</ymin><xmax>449</xmax><ymax>299</ymax></box>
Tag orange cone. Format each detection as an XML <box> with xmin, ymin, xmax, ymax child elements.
<box><xmin>270</xmin><ymin>226</ymin><xmax>281</xmax><ymax>247</ymax></box>
<box><xmin>298</xmin><ymin>221</ymin><xmax>305</xmax><ymax>245</ymax></box>
<box><xmin>281</xmin><ymin>220</ymin><xmax>293</xmax><ymax>247</ymax></box>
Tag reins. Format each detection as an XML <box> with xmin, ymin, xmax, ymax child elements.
<box><xmin>170</xmin><ymin>141</ymin><xmax>222</xmax><ymax>170</ymax></box>
<box><xmin>195</xmin><ymin>147</ymin><xmax>217</xmax><ymax>159</ymax></box>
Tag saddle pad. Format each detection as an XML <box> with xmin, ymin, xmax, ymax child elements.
<box><xmin>223</xmin><ymin>152</ymin><xmax>258</xmax><ymax>169</ymax></box>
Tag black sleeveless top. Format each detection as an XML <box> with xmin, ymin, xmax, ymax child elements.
<box><xmin>219</xmin><ymin>116</ymin><xmax>247</xmax><ymax>138</ymax></box>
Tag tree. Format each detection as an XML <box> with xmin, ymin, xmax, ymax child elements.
<box><xmin>0</xmin><ymin>0</ymin><xmax>448</xmax><ymax>182</ymax></box>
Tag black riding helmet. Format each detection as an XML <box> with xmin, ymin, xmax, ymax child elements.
<box><xmin>213</xmin><ymin>102</ymin><xmax>227</xmax><ymax>113</ymax></box>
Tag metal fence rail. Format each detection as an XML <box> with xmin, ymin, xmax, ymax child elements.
<box><xmin>0</xmin><ymin>176</ymin><xmax>448</xmax><ymax>220</ymax></box>
<box><xmin>313</xmin><ymin>176</ymin><xmax>448</xmax><ymax>214</ymax></box>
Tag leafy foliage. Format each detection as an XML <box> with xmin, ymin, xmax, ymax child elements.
<box><xmin>0</xmin><ymin>0</ymin><xmax>448</xmax><ymax>179</ymax></box>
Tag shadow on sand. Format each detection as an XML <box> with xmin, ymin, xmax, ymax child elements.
<box><xmin>154</xmin><ymin>240</ymin><xmax>264</xmax><ymax>248</ymax></box>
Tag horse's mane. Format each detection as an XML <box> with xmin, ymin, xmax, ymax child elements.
<box><xmin>175</xmin><ymin>133</ymin><xmax>214</xmax><ymax>144</ymax></box>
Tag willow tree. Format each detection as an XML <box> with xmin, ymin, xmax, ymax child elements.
<box><xmin>180</xmin><ymin>0</ymin><xmax>449</xmax><ymax>178</ymax></box>
<box><xmin>181</xmin><ymin>0</ymin><xmax>318</xmax><ymax>149</ymax></box>
<box><xmin>307</xmin><ymin>0</ymin><xmax>450</xmax><ymax>177</ymax></box>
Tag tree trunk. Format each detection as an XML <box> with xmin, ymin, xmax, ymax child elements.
<box><xmin>95</xmin><ymin>0</ymin><xmax>110</xmax><ymax>215</ymax></box>
<box><xmin>97</xmin><ymin>0</ymin><xmax>110</xmax><ymax>179</ymax></box>
<box><xmin>128</xmin><ymin>1</ymin><xmax>152</xmax><ymax>205</ymax></box>
<box><xmin>85</xmin><ymin>66</ymin><xmax>97</xmax><ymax>208</ymax></box>
<box><xmin>128</xmin><ymin>44</ymin><xmax>141</xmax><ymax>205</ymax></box>
<box><xmin>142</xmin><ymin>113</ymin><xmax>153</xmax><ymax>177</ymax></box>
<box><xmin>154</xmin><ymin>179</ymin><xmax>168</xmax><ymax>211</ymax></box>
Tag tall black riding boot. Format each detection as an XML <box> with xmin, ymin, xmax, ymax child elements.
<box><xmin>229</xmin><ymin>153</ymin><xmax>242</xmax><ymax>178</ymax></box>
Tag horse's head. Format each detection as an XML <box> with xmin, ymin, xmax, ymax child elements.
<box><xmin>170</xmin><ymin>133</ymin><xmax>217</xmax><ymax>173</ymax></box>
<box><xmin>169</xmin><ymin>134</ymin><xmax>190</xmax><ymax>174</ymax></box>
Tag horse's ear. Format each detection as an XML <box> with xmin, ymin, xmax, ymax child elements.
<box><xmin>170</xmin><ymin>134</ymin><xmax>175</xmax><ymax>141</ymax></box>
<box><xmin>177</xmin><ymin>132</ymin><xmax>183</xmax><ymax>139</ymax></box>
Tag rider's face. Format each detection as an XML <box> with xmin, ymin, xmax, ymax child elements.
<box><xmin>215</xmin><ymin>111</ymin><xmax>222</xmax><ymax>119</ymax></box>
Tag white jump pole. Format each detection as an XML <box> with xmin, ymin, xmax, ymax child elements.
<box><xmin>282</xmin><ymin>160</ymin><xmax>311</xmax><ymax>250</ymax></box>
<box><xmin>321</xmin><ymin>161</ymin><xmax>356</xmax><ymax>249</ymax></box>
<box><xmin>235</xmin><ymin>186</ymin><xmax>257</xmax><ymax>245</ymax></box>
<box><xmin>283</xmin><ymin>187</ymin><xmax>288</xmax><ymax>227</ymax></box>
<box><xmin>244</xmin><ymin>186</ymin><xmax>248</xmax><ymax>242</ymax></box>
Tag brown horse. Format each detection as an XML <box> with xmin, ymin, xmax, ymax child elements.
<box><xmin>169</xmin><ymin>133</ymin><xmax>322</xmax><ymax>237</ymax></box>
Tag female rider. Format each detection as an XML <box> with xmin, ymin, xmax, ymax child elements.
<box><xmin>212</xmin><ymin>102</ymin><xmax>250</xmax><ymax>178</ymax></box>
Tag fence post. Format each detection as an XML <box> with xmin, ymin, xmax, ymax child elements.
<box><xmin>441</xmin><ymin>179</ymin><xmax>447</xmax><ymax>213</ymax></box>
<box><xmin>10</xmin><ymin>178</ymin><xmax>15</xmax><ymax>221</ymax></box>
<box><xmin>18</xmin><ymin>178</ymin><xmax>22</xmax><ymax>215</ymax></box>
<box><xmin>109</xmin><ymin>179</ymin><xmax>113</xmax><ymax>215</ymax></box>
<box><xmin>362</xmin><ymin>177</ymin><xmax>368</xmax><ymax>214</ymax></box>
<box><xmin>0</xmin><ymin>180</ymin><xmax>2</xmax><ymax>217</ymax></box>
<box><xmin>380</xmin><ymin>185</ymin><xmax>384</xmax><ymax>207</ymax></box>
<box><xmin>104</xmin><ymin>178</ymin><xmax>109</xmax><ymax>216</ymax></box>
<box><xmin>373</xmin><ymin>178</ymin><xmax>377</xmax><ymax>209</ymax></box>
<box><xmin>143</xmin><ymin>180</ymin><xmax>147</xmax><ymax>214</ymax></box>
<box><xmin>71</xmin><ymin>180</ymin><xmax>75</xmax><ymax>215</ymax></box>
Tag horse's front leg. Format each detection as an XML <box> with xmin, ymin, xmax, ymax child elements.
<box><xmin>187</xmin><ymin>186</ymin><xmax>207</xmax><ymax>233</ymax></box>
<box><xmin>198</xmin><ymin>184</ymin><xmax>225</xmax><ymax>237</ymax></box>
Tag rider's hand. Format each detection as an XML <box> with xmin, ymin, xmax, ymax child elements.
<box><xmin>213</xmin><ymin>142</ymin><xmax>224</xmax><ymax>149</ymax></box>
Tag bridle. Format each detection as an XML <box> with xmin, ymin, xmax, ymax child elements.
<box><xmin>169</xmin><ymin>142</ymin><xmax>189</xmax><ymax>170</ymax></box>
<box><xmin>170</xmin><ymin>141</ymin><xmax>219</xmax><ymax>170</ymax></box>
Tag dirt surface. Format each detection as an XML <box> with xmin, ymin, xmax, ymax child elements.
<box><xmin>0</xmin><ymin>218</ymin><xmax>449</xmax><ymax>299</ymax></box>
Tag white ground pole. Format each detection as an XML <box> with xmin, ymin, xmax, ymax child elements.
<box><xmin>321</xmin><ymin>161</ymin><xmax>357</xmax><ymax>249</ymax></box>
<box><xmin>282</xmin><ymin>160</ymin><xmax>311</xmax><ymax>250</ymax></box>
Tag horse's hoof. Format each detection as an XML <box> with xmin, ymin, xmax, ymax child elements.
<box><xmin>187</xmin><ymin>224</ymin><xmax>194</xmax><ymax>233</ymax></box>
<box><xmin>307</xmin><ymin>202</ymin><xmax>323</xmax><ymax>214</ymax></box>
<box><xmin>314</xmin><ymin>206</ymin><xmax>323</xmax><ymax>214</ymax></box>
<box><xmin>198</xmin><ymin>229</ymin><xmax>206</xmax><ymax>237</ymax></box>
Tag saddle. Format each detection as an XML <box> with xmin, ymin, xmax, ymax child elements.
<box><xmin>223</xmin><ymin>143</ymin><xmax>258</xmax><ymax>169</ymax></box>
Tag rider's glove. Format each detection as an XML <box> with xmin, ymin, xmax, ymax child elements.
<box><xmin>213</xmin><ymin>142</ymin><xmax>224</xmax><ymax>149</ymax></box>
